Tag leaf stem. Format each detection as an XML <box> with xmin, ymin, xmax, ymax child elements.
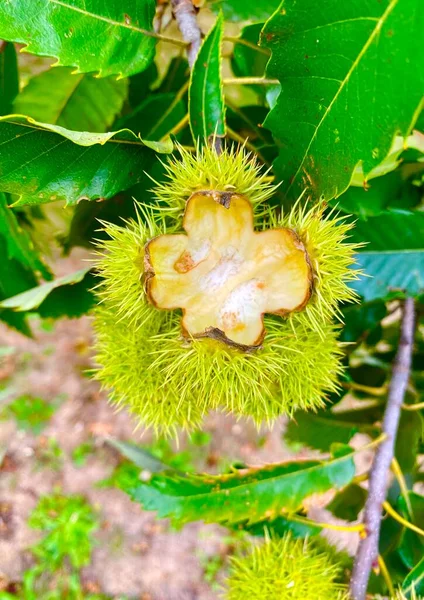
<box><xmin>378</xmin><ymin>555</ymin><xmax>395</xmax><ymax>598</ymax></box>
<box><xmin>223</xmin><ymin>36</ymin><xmax>270</xmax><ymax>55</ymax></box>
<box><xmin>402</xmin><ymin>401</ymin><xmax>424</xmax><ymax>411</ymax></box>
<box><xmin>290</xmin><ymin>513</ymin><xmax>365</xmax><ymax>533</ymax></box>
<box><xmin>223</xmin><ymin>77</ymin><xmax>279</xmax><ymax>86</ymax></box>
<box><xmin>350</xmin><ymin>297</ymin><xmax>416</xmax><ymax>600</ymax></box>
<box><xmin>383</xmin><ymin>501</ymin><xmax>424</xmax><ymax>538</ymax></box>
<box><xmin>341</xmin><ymin>381</ymin><xmax>387</xmax><ymax>397</ymax></box>
<box><xmin>153</xmin><ymin>32</ymin><xmax>189</xmax><ymax>48</ymax></box>
<box><xmin>390</xmin><ymin>458</ymin><xmax>412</xmax><ymax>518</ymax></box>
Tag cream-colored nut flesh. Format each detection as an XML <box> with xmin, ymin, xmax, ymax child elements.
<box><xmin>145</xmin><ymin>192</ymin><xmax>312</xmax><ymax>347</ymax></box>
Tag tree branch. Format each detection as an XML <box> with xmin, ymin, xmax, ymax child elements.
<box><xmin>171</xmin><ymin>0</ymin><xmax>202</xmax><ymax>68</ymax></box>
<box><xmin>350</xmin><ymin>297</ymin><xmax>416</xmax><ymax>600</ymax></box>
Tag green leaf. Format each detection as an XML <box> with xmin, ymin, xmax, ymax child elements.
<box><xmin>332</xmin><ymin>169</ymin><xmax>422</xmax><ymax>217</ymax></box>
<box><xmin>0</xmin><ymin>115</ymin><xmax>172</xmax><ymax>206</ymax></box>
<box><xmin>402</xmin><ymin>555</ymin><xmax>424</xmax><ymax>597</ymax></box>
<box><xmin>0</xmin><ymin>267</ymin><xmax>89</xmax><ymax>310</ymax></box>
<box><xmin>350</xmin><ymin>130</ymin><xmax>424</xmax><ymax>186</ymax></box>
<box><xmin>128</xmin><ymin>61</ymin><xmax>158</xmax><ymax>108</ymax></box>
<box><xmin>231</xmin><ymin>23</ymin><xmax>270</xmax><ymax>80</ymax></box>
<box><xmin>189</xmin><ymin>14</ymin><xmax>225</xmax><ymax>144</ymax></box>
<box><xmin>0</xmin><ymin>41</ymin><xmax>19</xmax><ymax>116</ymax></box>
<box><xmin>126</xmin><ymin>445</ymin><xmax>355</xmax><ymax>526</ymax></box>
<box><xmin>351</xmin><ymin>211</ymin><xmax>424</xmax><ymax>251</ymax></box>
<box><xmin>0</xmin><ymin>0</ymin><xmax>157</xmax><ymax>77</ymax></box>
<box><xmin>229</xmin><ymin>23</ymin><xmax>280</xmax><ymax>108</ymax></box>
<box><xmin>60</xmin><ymin>160</ymin><xmax>166</xmax><ymax>252</ymax></box>
<box><xmin>107</xmin><ymin>439</ymin><xmax>174</xmax><ymax>474</ymax></box>
<box><xmin>354</xmin><ymin>251</ymin><xmax>424</xmax><ymax>301</ymax></box>
<box><xmin>14</xmin><ymin>67</ymin><xmax>128</xmax><ymax>132</ymax></box>
<box><xmin>327</xmin><ymin>484</ymin><xmax>367</xmax><ymax>521</ymax></box>
<box><xmin>226</xmin><ymin>105</ymin><xmax>273</xmax><ymax>145</ymax></box>
<box><xmin>262</xmin><ymin>0</ymin><xmax>424</xmax><ymax>202</ymax></box>
<box><xmin>210</xmin><ymin>0</ymin><xmax>280</xmax><ymax>22</ymax></box>
<box><xmin>156</xmin><ymin>57</ymin><xmax>189</xmax><ymax>94</ymax></box>
<box><xmin>247</xmin><ymin>514</ymin><xmax>321</xmax><ymax>538</ymax></box>
<box><xmin>0</xmin><ymin>192</ymin><xmax>50</xmax><ymax>334</ymax></box>
<box><xmin>117</xmin><ymin>93</ymin><xmax>186</xmax><ymax>140</ymax></box>
<box><xmin>0</xmin><ymin>237</ymin><xmax>35</xmax><ymax>335</ymax></box>
<box><xmin>0</xmin><ymin>268</ymin><xmax>96</xmax><ymax>319</ymax></box>
<box><xmin>285</xmin><ymin>410</ymin><xmax>378</xmax><ymax>452</ymax></box>
<box><xmin>341</xmin><ymin>301</ymin><xmax>387</xmax><ymax>343</ymax></box>
<box><xmin>352</xmin><ymin>211</ymin><xmax>424</xmax><ymax>300</ymax></box>
<box><xmin>395</xmin><ymin>410</ymin><xmax>423</xmax><ymax>473</ymax></box>
<box><xmin>397</xmin><ymin>493</ymin><xmax>424</xmax><ymax>571</ymax></box>
<box><xmin>0</xmin><ymin>195</ymin><xmax>50</xmax><ymax>280</ymax></box>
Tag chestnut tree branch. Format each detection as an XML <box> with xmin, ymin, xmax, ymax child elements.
<box><xmin>171</xmin><ymin>0</ymin><xmax>202</xmax><ymax>68</ymax></box>
<box><xmin>350</xmin><ymin>297</ymin><xmax>416</xmax><ymax>600</ymax></box>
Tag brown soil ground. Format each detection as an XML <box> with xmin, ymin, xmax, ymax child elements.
<box><xmin>0</xmin><ymin>251</ymin><xmax>365</xmax><ymax>600</ymax></box>
<box><xmin>0</xmin><ymin>251</ymin><xmax>298</xmax><ymax>599</ymax></box>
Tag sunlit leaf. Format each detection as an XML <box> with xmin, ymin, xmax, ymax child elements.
<box><xmin>14</xmin><ymin>67</ymin><xmax>128</xmax><ymax>132</ymax></box>
<box><xmin>262</xmin><ymin>0</ymin><xmax>423</xmax><ymax>202</ymax></box>
<box><xmin>189</xmin><ymin>14</ymin><xmax>225</xmax><ymax>144</ymax></box>
<box><xmin>0</xmin><ymin>115</ymin><xmax>172</xmax><ymax>206</ymax></box>
<box><xmin>0</xmin><ymin>0</ymin><xmax>157</xmax><ymax>77</ymax></box>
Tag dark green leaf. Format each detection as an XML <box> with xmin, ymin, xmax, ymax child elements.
<box><xmin>395</xmin><ymin>411</ymin><xmax>423</xmax><ymax>473</ymax></box>
<box><xmin>226</xmin><ymin>105</ymin><xmax>273</xmax><ymax>145</ymax></box>
<box><xmin>398</xmin><ymin>493</ymin><xmax>424</xmax><ymax>571</ymax></box>
<box><xmin>0</xmin><ymin>233</ymin><xmax>35</xmax><ymax>335</ymax></box>
<box><xmin>232</xmin><ymin>24</ymin><xmax>269</xmax><ymax>78</ymax></box>
<box><xmin>285</xmin><ymin>409</ymin><xmax>379</xmax><ymax>452</ymax></box>
<box><xmin>61</xmin><ymin>159</ymin><xmax>166</xmax><ymax>252</ymax></box>
<box><xmin>351</xmin><ymin>211</ymin><xmax>424</xmax><ymax>301</ymax></box>
<box><xmin>107</xmin><ymin>439</ymin><xmax>174</xmax><ymax>473</ymax></box>
<box><xmin>0</xmin><ymin>192</ymin><xmax>50</xmax><ymax>333</ymax></box>
<box><xmin>402</xmin><ymin>555</ymin><xmax>424</xmax><ymax>597</ymax></box>
<box><xmin>327</xmin><ymin>484</ymin><xmax>367</xmax><ymax>521</ymax></box>
<box><xmin>126</xmin><ymin>445</ymin><xmax>355</xmax><ymax>526</ymax></box>
<box><xmin>128</xmin><ymin>61</ymin><xmax>158</xmax><ymax>108</ymax></box>
<box><xmin>351</xmin><ymin>211</ymin><xmax>424</xmax><ymax>251</ymax></box>
<box><xmin>0</xmin><ymin>0</ymin><xmax>157</xmax><ymax>77</ymax></box>
<box><xmin>0</xmin><ymin>268</ymin><xmax>95</xmax><ymax>319</ymax></box>
<box><xmin>341</xmin><ymin>301</ymin><xmax>387</xmax><ymax>343</ymax></box>
<box><xmin>117</xmin><ymin>93</ymin><xmax>186</xmax><ymax>140</ymax></box>
<box><xmin>156</xmin><ymin>56</ymin><xmax>189</xmax><ymax>94</ymax></box>
<box><xmin>0</xmin><ymin>194</ymin><xmax>50</xmax><ymax>280</ymax></box>
<box><xmin>0</xmin><ymin>115</ymin><xmax>172</xmax><ymax>206</ymax></box>
<box><xmin>0</xmin><ymin>41</ymin><xmax>19</xmax><ymax>116</ymax></box>
<box><xmin>0</xmin><ymin>268</ymin><xmax>89</xmax><ymax>310</ymax></box>
<box><xmin>333</xmin><ymin>170</ymin><xmax>422</xmax><ymax>217</ymax></box>
<box><xmin>189</xmin><ymin>14</ymin><xmax>225</xmax><ymax>144</ymax></box>
<box><xmin>210</xmin><ymin>0</ymin><xmax>280</xmax><ymax>22</ymax></box>
<box><xmin>247</xmin><ymin>514</ymin><xmax>321</xmax><ymax>538</ymax></box>
<box><xmin>262</xmin><ymin>0</ymin><xmax>424</xmax><ymax>202</ymax></box>
<box><xmin>14</xmin><ymin>67</ymin><xmax>128</xmax><ymax>132</ymax></box>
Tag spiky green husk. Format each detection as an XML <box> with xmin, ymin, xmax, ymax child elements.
<box><xmin>153</xmin><ymin>144</ymin><xmax>275</xmax><ymax>217</ymax></box>
<box><xmin>225</xmin><ymin>534</ymin><xmax>348</xmax><ymax>600</ymax></box>
<box><xmin>270</xmin><ymin>200</ymin><xmax>361</xmax><ymax>333</ymax></box>
<box><xmin>93</xmin><ymin>146</ymin><xmax>359</xmax><ymax>433</ymax></box>
<box><xmin>94</xmin><ymin>299</ymin><xmax>343</xmax><ymax>432</ymax></box>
